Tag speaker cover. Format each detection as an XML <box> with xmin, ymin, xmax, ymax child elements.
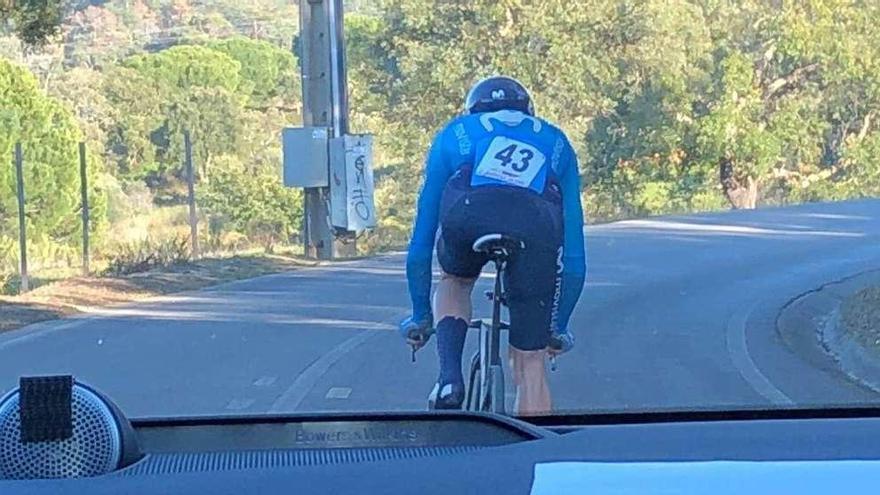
<box><xmin>0</xmin><ymin>378</ymin><xmax>140</xmax><ymax>480</ymax></box>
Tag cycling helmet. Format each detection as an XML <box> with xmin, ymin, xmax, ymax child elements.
<box><xmin>464</xmin><ymin>76</ymin><xmax>535</xmax><ymax>116</ymax></box>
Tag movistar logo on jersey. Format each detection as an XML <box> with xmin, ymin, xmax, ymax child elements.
<box><xmin>479</xmin><ymin>110</ymin><xmax>542</xmax><ymax>133</ymax></box>
<box><xmin>550</xmin><ymin>246</ymin><xmax>564</xmax><ymax>333</ymax></box>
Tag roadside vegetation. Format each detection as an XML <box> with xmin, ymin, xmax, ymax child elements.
<box><xmin>842</xmin><ymin>287</ymin><xmax>880</xmax><ymax>353</ymax></box>
<box><xmin>0</xmin><ymin>249</ymin><xmax>314</xmax><ymax>332</ymax></box>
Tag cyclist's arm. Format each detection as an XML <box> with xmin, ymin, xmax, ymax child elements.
<box><xmin>405</xmin><ymin>129</ymin><xmax>452</xmax><ymax>322</ymax></box>
<box><xmin>558</xmin><ymin>137</ymin><xmax>586</xmax><ymax>332</ymax></box>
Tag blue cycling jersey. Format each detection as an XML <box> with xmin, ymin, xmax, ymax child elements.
<box><xmin>405</xmin><ymin>110</ymin><xmax>587</xmax><ymax>332</ymax></box>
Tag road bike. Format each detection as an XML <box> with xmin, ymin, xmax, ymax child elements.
<box><xmin>463</xmin><ymin>233</ymin><xmax>522</xmax><ymax>414</ymax></box>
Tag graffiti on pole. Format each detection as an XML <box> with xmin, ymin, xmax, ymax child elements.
<box><xmin>330</xmin><ymin>135</ymin><xmax>376</xmax><ymax>233</ymax></box>
<box><xmin>350</xmin><ymin>154</ymin><xmax>371</xmax><ymax>221</ymax></box>
<box><xmin>345</xmin><ymin>141</ymin><xmax>376</xmax><ymax>232</ymax></box>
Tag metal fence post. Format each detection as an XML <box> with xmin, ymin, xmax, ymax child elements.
<box><xmin>184</xmin><ymin>130</ymin><xmax>200</xmax><ymax>259</ymax></box>
<box><xmin>13</xmin><ymin>143</ymin><xmax>29</xmax><ymax>293</ymax></box>
<box><xmin>79</xmin><ymin>142</ymin><xmax>90</xmax><ymax>275</ymax></box>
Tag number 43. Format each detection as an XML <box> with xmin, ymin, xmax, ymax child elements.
<box><xmin>494</xmin><ymin>144</ymin><xmax>534</xmax><ymax>172</ymax></box>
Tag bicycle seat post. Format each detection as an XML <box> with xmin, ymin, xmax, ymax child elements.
<box><xmin>468</xmin><ymin>233</ymin><xmax>524</xmax><ymax>414</ymax></box>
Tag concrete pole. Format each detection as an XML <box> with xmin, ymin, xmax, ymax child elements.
<box><xmin>298</xmin><ymin>0</ymin><xmax>355</xmax><ymax>259</ymax></box>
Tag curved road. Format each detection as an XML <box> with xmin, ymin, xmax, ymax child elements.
<box><xmin>2</xmin><ymin>199</ymin><xmax>880</xmax><ymax>417</ymax></box>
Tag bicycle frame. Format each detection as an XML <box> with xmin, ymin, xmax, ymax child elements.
<box><xmin>467</xmin><ymin>257</ymin><xmax>507</xmax><ymax>414</ymax></box>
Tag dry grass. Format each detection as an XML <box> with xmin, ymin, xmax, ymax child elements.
<box><xmin>841</xmin><ymin>287</ymin><xmax>880</xmax><ymax>351</ymax></box>
<box><xmin>0</xmin><ymin>254</ymin><xmax>316</xmax><ymax>333</ymax></box>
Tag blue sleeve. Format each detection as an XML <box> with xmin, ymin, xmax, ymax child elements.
<box><xmin>558</xmin><ymin>139</ymin><xmax>586</xmax><ymax>332</ymax></box>
<box><xmin>405</xmin><ymin>130</ymin><xmax>453</xmax><ymax>321</ymax></box>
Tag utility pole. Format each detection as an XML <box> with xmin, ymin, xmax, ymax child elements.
<box><xmin>13</xmin><ymin>143</ymin><xmax>28</xmax><ymax>293</ymax></box>
<box><xmin>79</xmin><ymin>143</ymin><xmax>90</xmax><ymax>275</ymax></box>
<box><xmin>298</xmin><ymin>0</ymin><xmax>355</xmax><ymax>259</ymax></box>
<box><xmin>184</xmin><ymin>130</ymin><xmax>200</xmax><ymax>260</ymax></box>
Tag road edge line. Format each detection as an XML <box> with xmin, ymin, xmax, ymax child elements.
<box><xmin>268</xmin><ymin>330</ymin><xmax>379</xmax><ymax>413</ymax></box>
<box><xmin>726</xmin><ymin>301</ymin><xmax>795</xmax><ymax>405</ymax></box>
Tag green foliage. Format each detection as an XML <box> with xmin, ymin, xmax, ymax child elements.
<box><xmin>102</xmin><ymin>65</ymin><xmax>166</xmax><ymax>177</ymax></box>
<box><xmin>123</xmin><ymin>45</ymin><xmax>243</xmax><ymax>93</ymax></box>
<box><xmin>4</xmin><ymin>0</ymin><xmax>880</xmax><ymax>273</ymax></box>
<box><xmin>201</xmin><ymin>160</ymin><xmax>303</xmax><ymax>253</ymax></box>
<box><xmin>350</xmin><ymin>0</ymin><xmax>880</xmax><ymax>221</ymax></box>
<box><xmin>107</xmin><ymin>45</ymin><xmax>247</xmax><ymax>188</ymax></box>
<box><xmin>206</xmin><ymin>37</ymin><xmax>298</xmax><ymax>106</ymax></box>
<box><xmin>0</xmin><ymin>0</ymin><xmax>64</xmax><ymax>45</ymax></box>
<box><xmin>0</xmin><ymin>235</ymin><xmax>15</xmax><ymax>274</ymax></box>
<box><xmin>0</xmin><ymin>57</ymin><xmax>106</xmax><ymax>254</ymax></box>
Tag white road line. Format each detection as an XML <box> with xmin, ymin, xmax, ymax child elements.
<box><xmin>725</xmin><ymin>301</ymin><xmax>794</xmax><ymax>405</ymax></box>
<box><xmin>269</xmin><ymin>330</ymin><xmax>379</xmax><ymax>413</ymax></box>
<box><xmin>253</xmin><ymin>376</ymin><xmax>277</xmax><ymax>387</ymax></box>
<box><xmin>225</xmin><ymin>398</ymin><xmax>255</xmax><ymax>410</ymax></box>
<box><xmin>325</xmin><ymin>387</ymin><xmax>352</xmax><ymax>399</ymax></box>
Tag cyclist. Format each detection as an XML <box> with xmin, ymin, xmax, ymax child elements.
<box><xmin>400</xmin><ymin>76</ymin><xmax>586</xmax><ymax>415</ymax></box>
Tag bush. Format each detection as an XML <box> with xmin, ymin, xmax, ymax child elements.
<box><xmin>0</xmin><ymin>236</ymin><xmax>17</xmax><ymax>274</ymax></box>
<box><xmin>0</xmin><ymin>272</ymin><xmax>13</xmax><ymax>296</ymax></box>
<box><xmin>103</xmin><ymin>236</ymin><xmax>191</xmax><ymax>276</ymax></box>
<box><xmin>201</xmin><ymin>162</ymin><xmax>302</xmax><ymax>253</ymax></box>
<box><xmin>202</xmin><ymin>224</ymin><xmax>249</xmax><ymax>255</ymax></box>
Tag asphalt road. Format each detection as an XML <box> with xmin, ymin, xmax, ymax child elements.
<box><xmin>2</xmin><ymin>199</ymin><xmax>880</xmax><ymax>418</ymax></box>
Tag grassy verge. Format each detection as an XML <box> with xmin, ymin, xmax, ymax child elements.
<box><xmin>841</xmin><ymin>286</ymin><xmax>880</xmax><ymax>352</ymax></box>
<box><xmin>0</xmin><ymin>252</ymin><xmax>316</xmax><ymax>333</ymax></box>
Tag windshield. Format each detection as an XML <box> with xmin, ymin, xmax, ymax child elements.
<box><xmin>1</xmin><ymin>0</ymin><xmax>879</xmax><ymax>419</ymax></box>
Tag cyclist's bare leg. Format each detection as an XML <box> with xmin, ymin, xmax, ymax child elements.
<box><xmin>432</xmin><ymin>271</ymin><xmax>477</xmax><ymax>320</ymax></box>
<box><xmin>509</xmin><ymin>347</ymin><xmax>551</xmax><ymax>415</ymax></box>
<box><xmin>429</xmin><ymin>272</ymin><xmax>477</xmax><ymax>406</ymax></box>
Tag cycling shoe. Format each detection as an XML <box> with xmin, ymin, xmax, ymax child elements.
<box><xmin>427</xmin><ymin>382</ymin><xmax>464</xmax><ymax>410</ymax></box>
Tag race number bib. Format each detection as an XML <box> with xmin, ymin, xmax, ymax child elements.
<box><xmin>473</xmin><ymin>136</ymin><xmax>546</xmax><ymax>189</ymax></box>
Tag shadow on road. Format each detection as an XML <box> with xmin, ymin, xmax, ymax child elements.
<box><xmin>0</xmin><ymin>303</ymin><xmax>70</xmax><ymax>333</ymax></box>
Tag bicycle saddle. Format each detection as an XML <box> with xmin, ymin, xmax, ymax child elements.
<box><xmin>472</xmin><ymin>234</ymin><xmax>525</xmax><ymax>259</ymax></box>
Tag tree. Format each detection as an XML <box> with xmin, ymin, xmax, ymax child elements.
<box><xmin>102</xmin><ymin>64</ymin><xmax>166</xmax><ymax>179</ymax></box>
<box><xmin>5</xmin><ymin>0</ymin><xmax>879</xmax><ymax>264</ymax></box>
<box><xmin>106</xmin><ymin>45</ymin><xmax>246</xmax><ymax>190</ymax></box>
<box><xmin>122</xmin><ymin>45</ymin><xmax>243</xmax><ymax>93</ymax></box>
<box><xmin>0</xmin><ymin>58</ymin><xmax>106</xmax><ymax>253</ymax></box>
<box><xmin>206</xmin><ymin>36</ymin><xmax>299</xmax><ymax>109</ymax></box>
<box><xmin>61</xmin><ymin>4</ymin><xmax>132</xmax><ymax>68</ymax></box>
<box><xmin>201</xmin><ymin>159</ymin><xmax>302</xmax><ymax>252</ymax></box>
<box><xmin>345</xmin><ymin>0</ymin><xmax>613</xmax><ymax>239</ymax></box>
<box><xmin>1</xmin><ymin>0</ymin><xmax>65</xmax><ymax>46</ymax></box>
<box><xmin>47</xmin><ymin>66</ymin><xmax>118</xmax><ymax>164</ymax></box>
<box><xmin>582</xmin><ymin>0</ymin><xmax>721</xmax><ymax>218</ymax></box>
<box><xmin>690</xmin><ymin>0</ymin><xmax>880</xmax><ymax>208</ymax></box>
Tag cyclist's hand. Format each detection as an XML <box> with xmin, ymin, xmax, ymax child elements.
<box><xmin>399</xmin><ymin>315</ymin><xmax>434</xmax><ymax>350</ymax></box>
<box><xmin>548</xmin><ymin>330</ymin><xmax>575</xmax><ymax>356</ymax></box>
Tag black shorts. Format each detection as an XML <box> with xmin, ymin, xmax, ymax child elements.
<box><xmin>437</xmin><ymin>167</ymin><xmax>564</xmax><ymax>351</ymax></box>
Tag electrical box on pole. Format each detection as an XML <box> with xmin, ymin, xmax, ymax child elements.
<box><xmin>282</xmin><ymin>127</ymin><xmax>329</xmax><ymax>188</ymax></box>
<box><xmin>329</xmin><ymin>134</ymin><xmax>377</xmax><ymax>233</ymax></box>
<box><xmin>288</xmin><ymin>0</ymin><xmax>375</xmax><ymax>260</ymax></box>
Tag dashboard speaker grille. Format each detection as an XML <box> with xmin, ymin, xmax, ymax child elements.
<box><xmin>0</xmin><ymin>386</ymin><xmax>122</xmax><ymax>480</ymax></box>
<box><xmin>120</xmin><ymin>446</ymin><xmax>483</xmax><ymax>475</ymax></box>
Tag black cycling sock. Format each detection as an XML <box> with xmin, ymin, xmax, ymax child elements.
<box><xmin>436</xmin><ymin>316</ymin><xmax>467</xmax><ymax>387</ymax></box>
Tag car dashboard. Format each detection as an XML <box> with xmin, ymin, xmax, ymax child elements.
<box><xmin>5</xmin><ymin>405</ymin><xmax>880</xmax><ymax>494</ymax></box>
